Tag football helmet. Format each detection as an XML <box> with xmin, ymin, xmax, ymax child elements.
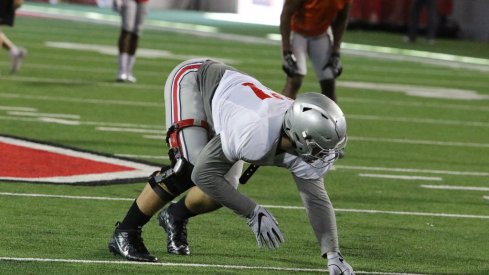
<box><xmin>283</xmin><ymin>93</ymin><xmax>347</xmax><ymax>168</ymax></box>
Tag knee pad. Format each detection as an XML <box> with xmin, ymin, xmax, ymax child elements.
<box><xmin>148</xmin><ymin>155</ymin><xmax>195</xmax><ymax>201</ymax></box>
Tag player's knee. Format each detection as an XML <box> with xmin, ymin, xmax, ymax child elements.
<box><xmin>148</xmin><ymin>158</ymin><xmax>195</xmax><ymax>202</ymax></box>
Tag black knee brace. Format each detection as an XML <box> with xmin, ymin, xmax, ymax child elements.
<box><xmin>148</xmin><ymin>155</ymin><xmax>195</xmax><ymax>202</ymax></box>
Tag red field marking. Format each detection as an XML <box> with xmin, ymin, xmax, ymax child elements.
<box><xmin>0</xmin><ymin>142</ymin><xmax>135</xmax><ymax>178</ymax></box>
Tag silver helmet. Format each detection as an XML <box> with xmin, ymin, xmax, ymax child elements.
<box><xmin>283</xmin><ymin>93</ymin><xmax>347</xmax><ymax>167</ymax></box>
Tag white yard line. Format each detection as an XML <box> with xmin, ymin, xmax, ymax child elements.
<box><xmin>95</xmin><ymin>127</ymin><xmax>162</xmax><ymax>134</ymax></box>
<box><xmin>0</xmin><ymin>105</ymin><xmax>37</xmax><ymax>111</ymax></box>
<box><xmin>7</xmin><ymin>111</ymin><xmax>80</xmax><ymax>119</ymax></box>
<box><xmin>421</xmin><ymin>185</ymin><xmax>489</xmax><ymax>192</ymax></box>
<box><xmin>335</xmin><ymin>165</ymin><xmax>489</xmax><ymax>177</ymax></box>
<box><xmin>349</xmin><ymin>136</ymin><xmax>489</xmax><ymax>149</ymax></box>
<box><xmin>359</xmin><ymin>173</ymin><xmax>442</xmax><ymax>181</ymax></box>
<box><xmin>347</xmin><ymin>114</ymin><xmax>489</xmax><ymax>128</ymax></box>
<box><xmin>115</xmin><ymin>154</ymin><xmax>169</xmax><ymax>160</ymax></box>
<box><xmin>483</xmin><ymin>196</ymin><xmax>489</xmax><ymax>201</ymax></box>
<box><xmin>0</xmin><ymin>256</ymin><xmax>426</xmax><ymax>275</ymax></box>
<box><xmin>1</xmin><ymin>192</ymin><xmax>487</xmax><ymax>220</ymax></box>
<box><xmin>0</xmin><ymin>192</ymin><xmax>134</xmax><ymax>201</ymax></box>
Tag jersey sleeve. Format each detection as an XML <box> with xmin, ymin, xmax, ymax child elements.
<box><xmin>293</xmin><ymin>175</ymin><xmax>339</xmax><ymax>256</ymax></box>
<box><xmin>191</xmin><ymin>135</ymin><xmax>257</xmax><ymax>218</ymax></box>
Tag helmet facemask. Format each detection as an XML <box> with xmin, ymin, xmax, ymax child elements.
<box><xmin>300</xmin><ymin>134</ymin><xmax>347</xmax><ymax>168</ymax></box>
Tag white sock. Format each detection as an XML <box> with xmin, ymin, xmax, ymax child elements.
<box><xmin>118</xmin><ymin>53</ymin><xmax>129</xmax><ymax>75</ymax></box>
<box><xmin>127</xmin><ymin>55</ymin><xmax>136</xmax><ymax>76</ymax></box>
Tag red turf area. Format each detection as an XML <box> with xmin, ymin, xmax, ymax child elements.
<box><xmin>0</xmin><ymin>142</ymin><xmax>135</xmax><ymax>178</ymax></box>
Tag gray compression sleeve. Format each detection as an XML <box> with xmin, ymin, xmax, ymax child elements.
<box><xmin>191</xmin><ymin>135</ymin><xmax>257</xmax><ymax>218</ymax></box>
<box><xmin>293</xmin><ymin>175</ymin><xmax>339</xmax><ymax>257</ymax></box>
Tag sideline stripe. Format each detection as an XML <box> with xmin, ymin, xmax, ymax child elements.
<box><xmin>19</xmin><ymin>3</ymin><xmax>489</xmax><ymax>73</ymax></box>
<box><xmin>421</xmin><ymin>185</ymin><xmax>489</xmax><ymax>192</ymax></box>
<box><xmin>1</xmin><ymin>192</ymin><xmax>487</xmax><ymax>220</ymax></box>
<box><xmin>359</xmin><ymin>173</ymin><xmax>442</xmax><ymax>181</ymax></box>
<box><xmin>0</xmin><ymin>257</ymin><xmax>425</xmax><ymax>275</ymax></box>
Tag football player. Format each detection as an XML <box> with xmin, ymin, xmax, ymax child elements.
<box><xmin>0</xmin><ymin>0</ymin><xmax>27</xmax><ymax>73</ymax></box>
<box><xmin>280</xmin><ymin>0</ymin><xmax>352</xmax><ymax>102</ymax></box>
<box><xmin>108</xmin><ymin>58</ymin><xmax>354</xmax><ymax>275</ymax></box>
<box><xmin>113</xmin><ymin>0</ymin><xmax>148</xmax><ymax>83</ymax></box>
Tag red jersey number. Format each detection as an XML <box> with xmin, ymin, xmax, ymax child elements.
<box><xmin>242</xmin><ymin>82</ymin><xmax>284</xmax><ymax>100</ymax></box>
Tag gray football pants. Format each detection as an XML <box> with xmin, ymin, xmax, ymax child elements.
<box><xmin>164</xmin><ymin>58</ymin><xmax>243</xmax><ymax>188</ymax></box>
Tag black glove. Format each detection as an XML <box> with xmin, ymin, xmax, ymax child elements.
<box><xmin>282</xmin><ymin>51</ymin><xmax>300</xmax><ymax>77</ymax></box>
<box><xmin>323</xmin><ymin>52</ymin><xmax>343</xmax><ymax>78</ymax></box>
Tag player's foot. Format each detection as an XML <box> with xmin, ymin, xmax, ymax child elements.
<box><xmin>108</xmin><ymin>222</ymin><xmax>158</xmax><ymax>262</ymax></box>
<box><xmin>158</xmin><ymin>205</ymin><xmax>190</xmax><ymax>255</ymax></box>
<box><xmin>125</xmin><ymin>74</ymin><xmax>137</xmax><ymax>83</ymax></box>
<box><xmin>115</xmin><ymin>73</ymin><xmax>136</xmax><ymax>83</ymax></box>
<box><xmin>116</xmin><ymin>72</ymin><xmax>127</xmax><ymax>82</ymax></box>
<box><xmin>10</xmin><ymin>47</ymin><xmax>27</xmax><ymax>74</ymax></box>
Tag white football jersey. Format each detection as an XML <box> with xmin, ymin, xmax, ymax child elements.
<box><xmin>212</xmin><ymin>70</ymin><xmax>331</xmax><ymax>180</ymax></box>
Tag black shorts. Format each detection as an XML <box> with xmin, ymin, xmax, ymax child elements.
<box><xmin>0</xmin><ymin>0</ymin><xmax>16</xmax><ymax>26</ymax></box>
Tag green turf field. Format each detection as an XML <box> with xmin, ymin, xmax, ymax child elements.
<box><xmin>1</xmin><ymin>3</ymin><xmax>488</xmax><ymax>274</ymax></box>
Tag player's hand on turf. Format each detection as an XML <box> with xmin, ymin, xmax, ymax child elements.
<box><xmin>247</xmin><ymin>205</ymin><xmax>284</xmax><ymax>249</ymax></box>
<box><xmin>327</xmin><ymin>252</ymin><xmax>355</xmax><ymax>275</ymax></box>
<box><xmin>324</xmin><ymin>53</ymin><xmax>343</xmax><ymax>78</ymax></box>
<box><xmin>282</xmin><ymin>51</ymin><xmax>300</xmax><ymax>77</ymax></box>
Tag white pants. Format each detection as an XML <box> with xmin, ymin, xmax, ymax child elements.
<box><xmin>291</xmin><ymin>30</ymin><xmax>335</xmax><ymax>80</ymax></box>
<box><xmin>120</xmin><ymin>0</ymin><xmax>147</xmax><ymax>34</ymax></box>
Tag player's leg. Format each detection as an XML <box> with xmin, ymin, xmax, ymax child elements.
<box><xmin>161</xmin><ymin>159</ymin><xmax>243</xmax><ymax>230</ymax></box>
<box><xmin>116</xmin><ymin>0</ymin><xmax>136</xmax><ymax>82</ymax></box>
<box><xmin>125</xmin><ymin>1</ymin><xmax>148</xmax><ymax>83</ymax></box>
<box><xmin>0</xmin><ymin>30</ymin><xmax>26</xmax><ymax>73</ymax></box>
<box><xmin>108</xmin><ymin>59</ymin><xmax>205</xmax><ymax>261</ymax></box>
<box><xmin>282</xmin><ymin>31</ymin><xmax>307</xmax><ymax>99</ymax></box>
<box><xmin>159</xmin><ymin>59</ymin><xmax>246</xmax><ymax>255</ymax></box>
<box><xmin>309</xmin><ymin>32</ymin><xmax>336</xmax><ymax>102</ymax></box>
<box><xmin>156</xmin><ymin>59</ymin><xmax>212</xmax><ymax>255</ymax></box>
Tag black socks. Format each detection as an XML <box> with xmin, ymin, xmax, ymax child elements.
<box><xmin>169</xmin><ymin>197</ymin><xmax>196</xmax><ymax>221</ymax></box>
<box><xmin>118</xmin><ymin>200</ymin><xmax>151</xmax><ymax>230</ymax></box>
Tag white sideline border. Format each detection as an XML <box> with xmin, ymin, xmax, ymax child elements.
<box><xmin>0</xmin><ymin>192</ymin><xmax>488</xmax><ymax>220</ymax></box>
<box><xmin>0</xmin><ymin>256</ymin><xmax>426</xmax><ymax>275</ymax></box>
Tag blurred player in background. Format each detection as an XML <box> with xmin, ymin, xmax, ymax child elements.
<box><xmin>108</xmin><ymin>58</ymin><xmax>354</xmax><ymax>275</ymax></box>
<box><xmin>280</xmin><ymin>0</ymin><xmax>352</xmax><ymax>102</ymax></box>
<box><xmin>0</xmin><ymin>0</ymin><xmax>27</xmax><ymax>73</ymax></box>
<box><xmin>113</xmin><ymin>0</ymin><xmax>148</xmax><ymax>83</ymax></box>
<box><xmin>406</xmin><ymin>0</ymin><xmax>438</xmax><ymax>44</ymax></box>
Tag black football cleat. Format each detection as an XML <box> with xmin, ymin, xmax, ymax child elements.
<box><xmin>108</xmin><ymin>222</ymin><xmax>158</xmax><ymax>262</ymax></box>
<box><xmin>158</xmin><ymin>206</ymin><xmax>190</xmax><ymax>255</ymax></box>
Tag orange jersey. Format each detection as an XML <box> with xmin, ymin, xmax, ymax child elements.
<box><xmin>291</xmin><ymin>0</ymin><xmax>351</xmax><ymax>36</ymax></box>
